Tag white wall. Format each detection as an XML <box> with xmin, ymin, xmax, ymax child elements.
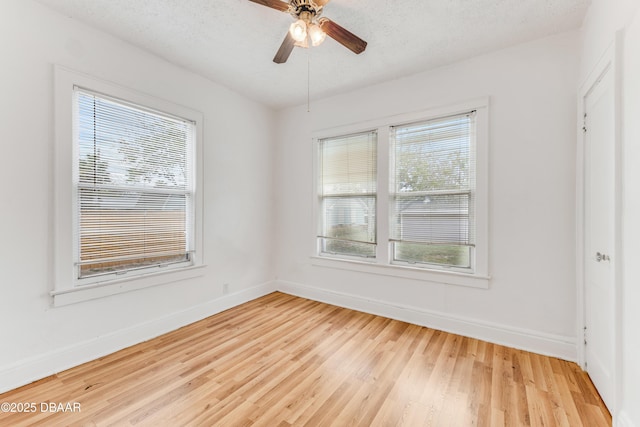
<box><xmin>274</xmin><ymin>32</ymin><xmax>580</xmax><ymax>360</ymax></box>
<box><xmin>0</xmin><ymin>0</ymin><xmax>276</xmax><ymax>392</ymax></box>
<box><xmin>580</xmin><ymin>0</ymin><xmax>640</xmax><ymax>425</ymax></box>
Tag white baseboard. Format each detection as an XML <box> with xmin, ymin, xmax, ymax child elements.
<box><xmin>0</xmin><ymin>281</ymin><xmax>277</xmax><ymax>394</ymax></box>
<box><xmin>617</xmin><ymin>411</ymin><xmax>637</xmax><ymax>427</ymax></box>
<box><xmin>275</xmin><ymin>280</ymin><xmax>577</xmax><ymax>362</ymax></box>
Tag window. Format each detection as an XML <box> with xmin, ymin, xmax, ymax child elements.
<box><xmin>390</xmin><ymin>112</ymin><xmax>475</xmax><ymax>269</ymax></box>
<box><xmin>317</xmin><ymin>131</ymin><xmax>377</xmax><ymax>259</ymax></box>
<box><xmin>313</xmin><ymin>99</ymin><xmax>489</xmax><ymax>287</ymax></box>
<box><xmin>74</xmin><ymin>88</ymin><xmax>195</xmax><ymax>280</ymax></box>
<box><xmin>53</xmin><ymin>66</ymin><xmax>204</xmax><ymax>305</ymax></box>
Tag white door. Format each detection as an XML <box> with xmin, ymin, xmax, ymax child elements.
<box><xmin>583</xmin><ymin>64</ymin><xmax>615</xmax><ymax>412</ymax></box>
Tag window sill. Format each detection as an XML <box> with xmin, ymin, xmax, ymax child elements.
<box><xmin>50</xmin><ymin>264</ymin><xmax>207</xmax><ymax>307</ymax></box>
<box><xmin>310</xmin><ymin>256</ymin><xmax>490</xmax><ymax>289</ymax></box>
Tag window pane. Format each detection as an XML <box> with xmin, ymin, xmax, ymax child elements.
<box><xmin>77</xmin><ymin>92</ymin><xmax>190</xmax><ymax>191</ymax></box>
<box><xmin>393</xmin><ymin>118</ymin><xmax>471</xmax><ymax>193</ymax></box>
<box><xmin>320</xmin><ymin>238</ymin><xmax>376</xmax><ymax>258</ymax></box>
<box><xmin>319</xmin><ymin>132</ymin><xmax>377</xmax><ymax>195</ymax></box>
<box><xmin>319</xmin><ymin>196</ymin><xmax>376</xmax><ymax>258</ymax></box>
<box><xmin>394</xmin><ymin>242</ymin><xmax>470</xmax><ymax>268</ymax></box>
<box><xmin>78</xmin><ymin>189</ymin><xmax>190</xmax><ymax>276</ymax></box>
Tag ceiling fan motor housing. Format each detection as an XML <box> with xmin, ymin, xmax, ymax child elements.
<box><xmin>290</xmin><ymin>0</ymin><xmax>322</xmax><ymax>21</ymax></box>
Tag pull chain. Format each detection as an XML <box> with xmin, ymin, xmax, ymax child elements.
<box><xmin>307</xmin><ymin>47</ymin><xmax>311</xmax><ymax>113</ymax></box>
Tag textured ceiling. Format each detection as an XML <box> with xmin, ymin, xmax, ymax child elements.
<box><xmin>35</xmin><ymin>0</ymin><xmax>590</xmax><ymax>109</ymax></box>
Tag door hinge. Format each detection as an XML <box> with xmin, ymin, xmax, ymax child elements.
<box><xmin>583</xmin><ymin>326</ymin><xmax>588</xmax><ymax>345</ymax></box>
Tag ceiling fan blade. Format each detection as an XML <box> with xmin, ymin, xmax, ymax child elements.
<box><xmin>318</xmin><ymin>18</ymin><xmax>367</xmax><ymax>54</ymax></box>
<box><xmin>273</xmin><ymin>32</ymin><xmax>296</xmax><ymax>64</ymax></box>
<box><xmin>313</xmin><ymin>0</ymin><xmax>331</xmax><ymax>7</ymax></box>
<box><xmin>248</xmin><ymin>0</ymin><xmax>290</xmax><ymax>13</ymax></box>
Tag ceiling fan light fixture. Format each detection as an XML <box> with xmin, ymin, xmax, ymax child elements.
<box><xmin>289</xmin><ymin>19</ymin><xmax>307</xmax><ymax>42</ymax></box>
<box><xmin>308</xmin><ymin>23</ymin><xmax>326</xmax><ymax>46</ymax></box>
<box><xmin>249</xmin><ymin>0</ymin><xmax>368</xmax><ymax>64</ymax></box>
<box><xmin>294</xmin><ymin>38</ymin><xmax>309</xmax><ymax>48</ymax></box>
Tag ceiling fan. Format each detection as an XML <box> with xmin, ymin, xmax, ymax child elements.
<box><xmin>249</xmin><ymin>0</ymin><xmax>368</xmax><ymax>64</ymax></box>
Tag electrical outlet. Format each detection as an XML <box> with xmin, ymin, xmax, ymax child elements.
<box><xmin>222</xmin><ymin>283</ymin><xmax>229</xmax><ymax>295</ymax></box>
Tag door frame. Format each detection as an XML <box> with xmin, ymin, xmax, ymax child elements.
<box><xmin>576</xmin><ymin>32</ymin><xmax>624</xmax><ymax>416</ymax></box>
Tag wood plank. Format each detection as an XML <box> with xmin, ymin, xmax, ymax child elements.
<box><xmin>0</xmin><ymin>292</ymin><xmax>611</xmax><ymax>426</ymax></box>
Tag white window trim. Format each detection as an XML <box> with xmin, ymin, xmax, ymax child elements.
<box><xmin>52</xmin><ymin>65</ymin><xmax>205</xmax><ymax>306</ymax></box>
<box><xmin>311</xmin><ymin>98</ymin><xmax>490</xmax><ymax>289</ymax></box>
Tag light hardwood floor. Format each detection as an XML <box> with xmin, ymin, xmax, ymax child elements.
<box><xmin>0</xmin><ymin>292</ymin><xmax>610</xmax><ymax>426</ymax></box>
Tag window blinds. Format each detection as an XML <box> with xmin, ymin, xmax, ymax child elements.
<box><xmin>318</xmin><ymin>131</ymin><xmax>377</xmax><ymax>258</ymax></box>
<box><xmin>390</xmin><ymin>112</ymin><xmax>475</xmax><ymax>267</ymax></box>
<box><xmin>74</xmin><ymin>88</ymin><xmax>195</xmax><ymax>278</ymax></box>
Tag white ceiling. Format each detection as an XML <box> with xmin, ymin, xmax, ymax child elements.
<box><xmin>35</xmin><ymin>0</ymin><xmax>590</xmax><ymax>109</ymax></box>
